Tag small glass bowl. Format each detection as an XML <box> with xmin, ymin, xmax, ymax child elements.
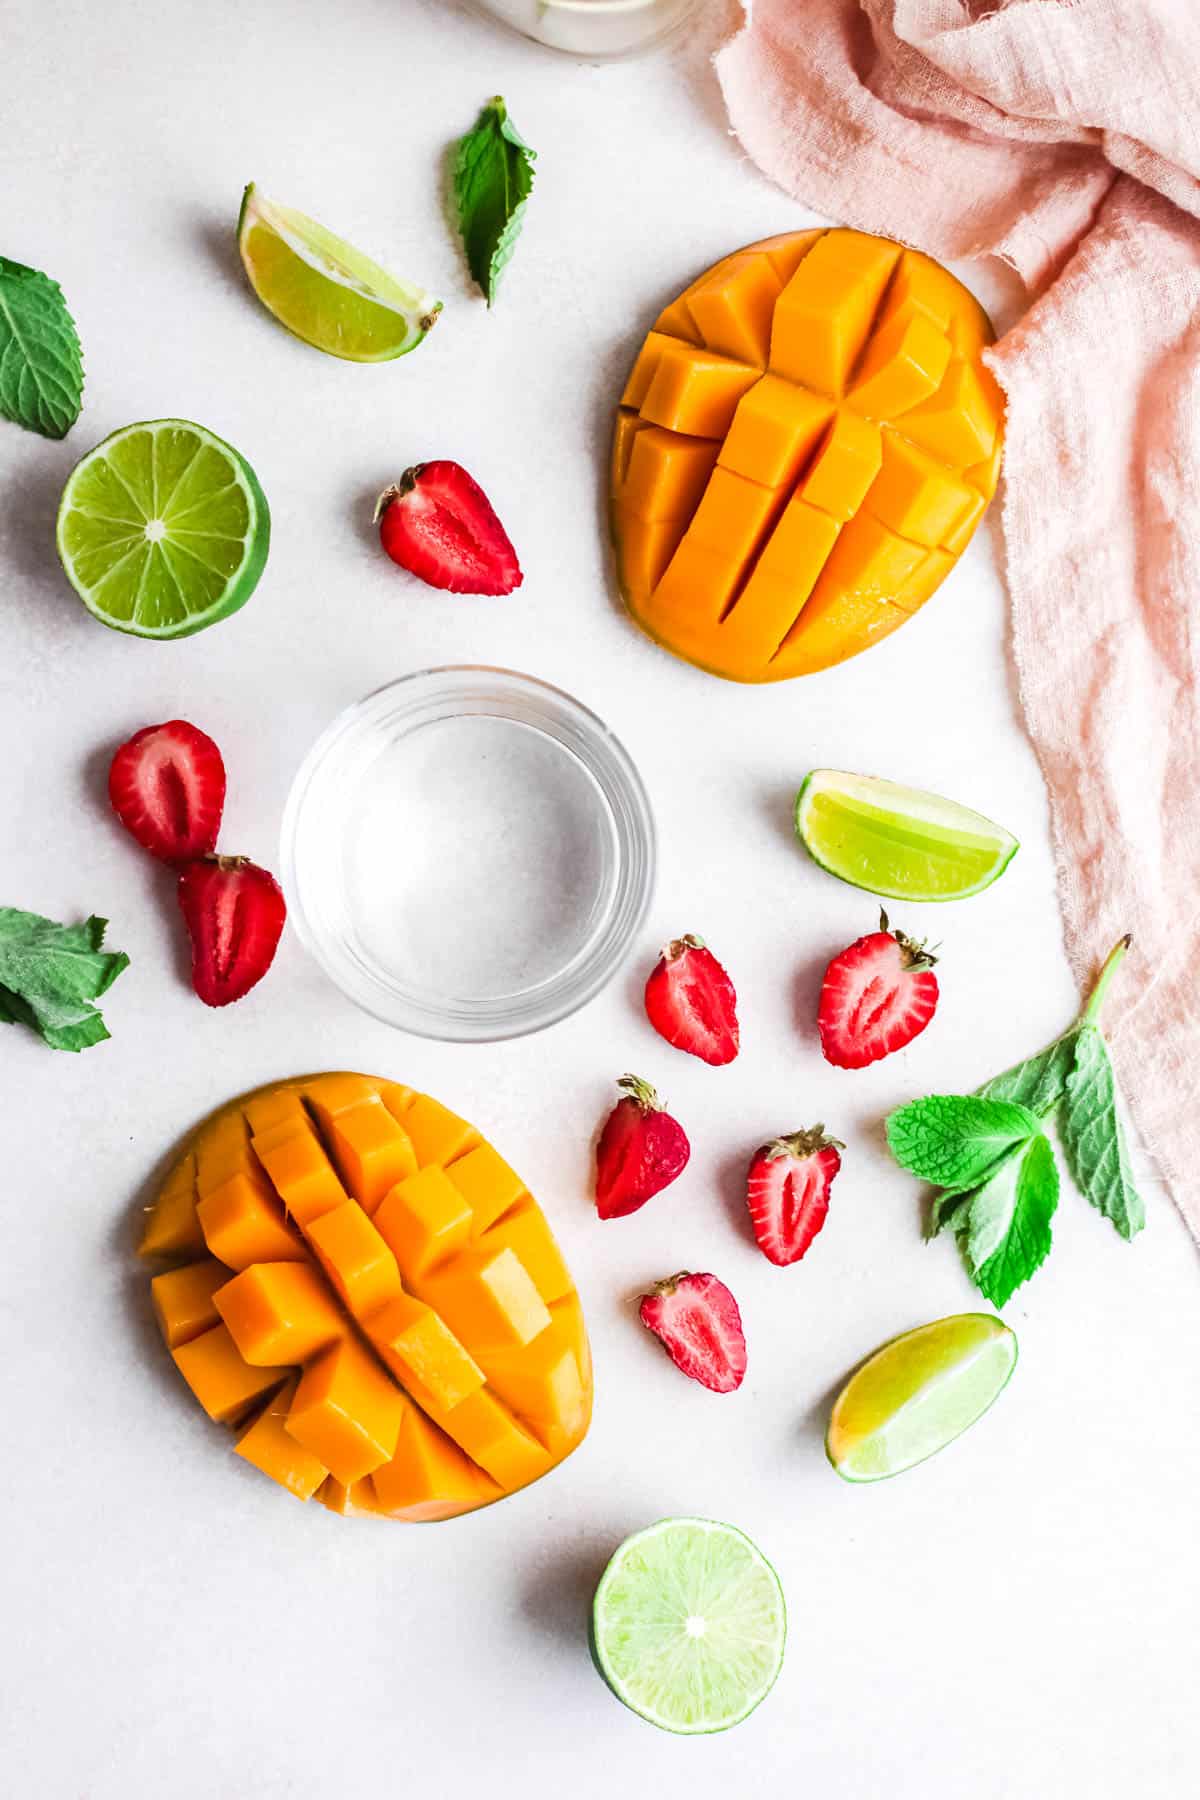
<box><xmin>463</xmin><ymin>0</ymin><xmax>701</xmax><ymax>60</ymax></box>
<box><xmin>281</xmin><ymin>667</ymin><xmax>656</xmax><ymax>1041</ymax></box>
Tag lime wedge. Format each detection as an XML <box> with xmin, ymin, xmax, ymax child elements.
<box><xmin>827</xmin><ymin>1313</ymin><xmax>1017</xmax><ymax>1483</ymax></box>
<box><xmin>795</xmin><ymin>768</ymin><xmax>1018</xmax><ymax>901</ymax></box>
<box><xmin>591</xmin><ymin>1518</ymin><xmax>786</xmax><ymax>1734</ymax></box>
<box><xmin>238</xmin><ymin>183</ymin><xmax>441</xmax><ymax>361</ymax></box>
<box><xmin>56</xmin><ymin>420</ymin><xmax>270</xmax><ymax>638</ymax></box>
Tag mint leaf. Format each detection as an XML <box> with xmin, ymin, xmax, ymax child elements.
<box><xmin>976</xmin><ymin>1029</ymin><xmax>1078</xmax><ymax>1115</ymax></box>
<box><xmin>1060</xmin><ymin>1024</ymin><xmax>1145</xmax><ymax>1240</ymax></box>
<box><xmin>454</xmin><ymin>96</ymin><xmax>536</xmax><ymax>307</ymax></box>
<box><xmin>0</xmin><ymin>984</ymin><xmax>36</xmax><ymax>1027</ymax></box>
<box><xmin>967</xmin><ymin>1133</ymin><xmax>1059</xmax><ymax>1308</ymax></box>
<box><xmin>926</xmin><ymin>1187</ymin><xmax>973</xmax><ymax>1240</ymax></box>
<box><xmin>0</xmin><ymin>256</ymin><xmax>84</xmax><ymax>438</ymax></box>
<box><xmin>886</xmin><ymin>1095</ymin><xmax>1039</xmax><ymax>1192</ymax></box>
<box><xmin>0</xmin><ymin>907</ymin><xmax>128</xmax><ymax>1051</ymax></box>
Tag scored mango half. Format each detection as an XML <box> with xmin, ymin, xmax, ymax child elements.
<box><xmin>140</xmin><ymin>1073</ymin><xmax>591</xmax><ymax>1521</ymax></box>
<box><xmin>611</xmin><ymin>228</ymin><xmax>1004</xmax><ymax>682</ymax></box>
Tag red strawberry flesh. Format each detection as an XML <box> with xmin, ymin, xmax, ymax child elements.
<box><xmin>747</xmin><ymin>1126</ymin><xmax>842</xmax><ymax>1267</ymax></box>
<box><xmin>644</xmin><ymin>934</ymin><xmax>739</xmax><ymax>1066</ymax></box>
<box><xmin>108</xmin><ymin>721</ymin><xmax>226</xmax><ymax>864</ymax></box>
<box><xmin>638</xmin><ymin>1271</ymin><xmax>746</xmax><ymax>1393</ymax></box>
<box><xmin>595</xmin><ymin>1074</ymin><xmax>690</xmax><ymax>1220</ymax></box>
<box><xmin>177</xmin><ymin>856</ymin><xmax>286</xmax><ymax>1007</ymax></box>
<box><xmin>819</xmin><ymin>912</ymin><xmax>939</xmax><ymax>1069</ymax></box>
<box><xmin>376</xmin><ymin>460</ymin><xmax>522</xmax><ymax>596</ymax></box>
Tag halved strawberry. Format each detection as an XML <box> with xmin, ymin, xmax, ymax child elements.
<box><xmin>644</xmin><ymin>934</ymin><xmax>739</xmax><ymax>1066</ymax></box>
<box><xmin>638</xmin><ymin>1272</ymin><xmax>746</xmax><ymax>1393</ymax></box>
<box><xmin>819</xmin><ymin>910</ymin><xmax>939</xmax><ymax>1069</ymax></box>
<box><xmin>177</xmin><ymin>856</ymin><xmax>286</xmax><ymax>1007</ymax></box>
<box><xmin>747</xmin><ymin>1126</ymin><xmax>843</xmax><ymax>1266</ymax></box>
<box><xmin>375</xmin><ymin>460</ymin><xmax>522</xmax><ymax>595</ymax></box>
<box><xmin>595</xmin><ymin>1075</ymin><xmax>690</xmax><ymax>1220</ymax></box>
<box><xmin>108</xmin><ymin>721</ymin><xmax>226</xmax><ymax>864</ymax></box>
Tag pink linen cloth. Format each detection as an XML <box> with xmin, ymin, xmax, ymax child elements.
<box><xmin>715</xmin><ymin>0</ymin><xmax>1200</xmax><ymax>1241</ymax></box>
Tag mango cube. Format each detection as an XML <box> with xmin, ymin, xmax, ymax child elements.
<box><xmin>375</xmin><ymin>1166</ymin><xmax>473</xmax><ymax>1280</ymax></box>
<box><xmin>718</xmin><ymin>376</ymin><xmax>833</xmax><ymax>489</ymax></box>
<box><xmin>235</xmin><ymin>1379</ymin><xmax>328</xmax><ymax>1501</ymax></box>
<box><xmin>801</xmin><ymin>412</ymin><xmax>883</xmax><ymax>522</ymax></box>
<box><xmin>151</xmin><ymin>1257</ymin><xmax>229</xmax><ymax>1349</ymax></box>
<box><xmin>848</xmin><ymin>308</ymin><xmax>952</xmax><ymax>420</ymax></box>
<box><xmin>448</xmin><ymin>1141</ymin><xmax>526</xmax><ymax>1236</ymax></box>
<box><xmin>306</xmin><ymin>1200</ymin><xmax>402</xmax><ymax>1320</ymax></box>
<box><xmin>902</xmin><ymin>359</ymin><xmax>999</xmax><ymax>467</ymax></box>
<box><xmin>285</xmin><ymin>1336</ymin><xmax>404</xmax><ymax>1486</ymax></box>
<box><xmin>866</xmin><ymin>431</ymin><xmax>978</xmax><ymax>549</ymax></box>
<box><xmin>476</xmin><ymin>1201</ymin><xmax>572</xmax><ymax>1306</ymax></box>
<box><xmin>371</xmin><ymin>1404</ymin><xmax>500</xmax><ymax>1522</ymax></box>
<box><xmin>618</xmin><ymin>425</ymin><xmax>720</xmax><ymax>526</ymax></box>
<box><xmin>640</xmin><ymin>341</ymin><xmax>761</xmax><ymax>441</ymax></box>
<box><xmin>320</xmin><ymin>1098</ymin><xmax>418</xmax><ymax>1215</ymax></box>
<box><xmin>367</xmin><ymin>1292</ymin><xmax>485</xmax><ymax>1410</ymax></box>
<box><xmin>428</xmin><ymin>1247</ymin><xmax>552</xmax><ymax>1354</ymax></box>
<box><xmin>397</xmin><ymin>1093</ymin><xmax>479</xmax><ymax>1169</ymax></box>
<box><xmin>214</xmin><ymin>1262</ymin><xmax>345</xmax><ymax>1367</ymax></box>
<box><xmin>196</xmin><ymin>1166</ymin><xmax>308</xmax><ymax>1270</ymax></box>
<box><xmin>254</xmin><ymin>1124</ymin><xmax>348</xmax><ymax>1227</ymax></box>
<box><xmin>770</xmin><ymin>230</ymin><xmax>900</xmax><ymax>395</ymax></box>
<box><xmin>684</xmin><ymin>252</ymin><xmax>781</xmax><ymax>367</ymax></box>
<box><xmin>138</xmin><ymin>1155</ymin><xmax>204</xmax><ymax>1259</ymax></box>
<box><xmin>172</xmin><ymin>1324</ymin><xmax>289</xmax><ymax>1425</ymax></box>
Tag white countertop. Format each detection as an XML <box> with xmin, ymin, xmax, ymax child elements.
<box><xmin>3</xmin><ymin>2</ymin><xmax>1198</xmax><ymax>1794</ymax></box>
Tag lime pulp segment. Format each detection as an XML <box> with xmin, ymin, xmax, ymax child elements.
<box><xmin>238</xmin><ymin>184</ymin><xmax>441</xmax><ymax>362</ymax></box>
<box><xmin>795</xmin><ymin>769</ymin><xmax>1018</xmax><ymax>901</ymax></box>
<box><xmin>827</xmin><ymin>1313</ymin><xmax>1017</xmax><ymax>1483</ymax></box>
<box><xmin>56</xmin><ymin>420</ymin><xmax>269</xmax><ymax>638</ymax></box>
<box><xmin>592</xmin><ymin>1517</ymin><xmax>786</xmax><ymax>1734</ymax></box>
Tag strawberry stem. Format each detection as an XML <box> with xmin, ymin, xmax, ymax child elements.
<box><xmin>645</xmin><ymin>1271</ymin><xmax>691</xmax><ymax>1298</ymax></box>
<box><xmin>617</xmin><ymin>1073</ymin><xmax>662</xmax><ymax>1113</ymax></box>
<box><xmin>1081</xmin><ymin>934</ymin><xmax>1132</xmax><ymax>1027</ymax></box>
<box><xmin>663</xmin><ymin>933</ymin><xmax>705</xmax><ymax>960</ymax></box>
<box><xmin>766</xmin><ymin>1124</ymin><xmax>844</xmax><ymax>1159</ymax></box>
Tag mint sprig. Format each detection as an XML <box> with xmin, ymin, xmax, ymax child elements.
<box><xmin>888</xmin><ymin>937</ymin><xmax>1142</xmax><ymax>1307</ymax></box>
<box><xmin>0</xmin><ymin>256</ymin><xmax>84</xmax><ymax>438</ymax></box>
<box><xmin>453</xmin><ymin>96</ymin><xmax>536</xmax><ymax>307</ymax></box>
<box><xmin>0</xmin><ymin>908</ymin><xmax>129</xmax><ymax>1050</ymax></box>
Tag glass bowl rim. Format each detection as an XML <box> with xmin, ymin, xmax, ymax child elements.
<box><xmin>280</xmin><ymin>664</ymin><xmax>657</xmax><ymax>1042</ymax></box>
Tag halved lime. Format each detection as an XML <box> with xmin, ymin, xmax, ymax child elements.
<box><xmin>238</xmin><ymin>183</ymin><xmax>441</xmax><ymax>362</ymax></box>
<box><xmin>827</xmin><ymin>1313</ymin><xmax>1017</xmax><ymax>1483</ymax></box>
<box><xmin>591</xmin><ymin>1517</ymin><xmax>786</xmax><ymax>1734</ymax></box>
<box><xmin>56</xmin><ymin>420</ymin><xmax>270</xmax><ymax>638</ymax></box>
<box><xmin>795</xmin><ymin>768</ymin><xmax>1018</xmax><ymax>901</ymax></box>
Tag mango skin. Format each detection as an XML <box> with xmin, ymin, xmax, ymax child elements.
<box><xmin>612</xmin><ymin>228</ymin><xmax>1004</xmax><ymax>682</ymax></box>
<box><xmin>140</xmin><ymin>1073</ymin><xmax>592</xmax><ymax>1521</ymax></box>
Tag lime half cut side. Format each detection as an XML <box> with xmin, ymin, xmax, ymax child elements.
<box><xmin>238</xmin><ymin>183</ymin><xmax>441</xmax><ymax>362</ymax></box>
<box><xmin>56</xmin><ymin>420</ymin><xmax>270</xmax><ymax>638</ymax></box>
<box><xmin>592</xmin><ymin>1517</ymin><xmax>786</xmax><ymax>1734</ymax></box>
<box><xmin>795</xmin><ymin>768</ymin><xmax>1018</xmax><ymax>902</ymax></box>
<box><xmin>827</xmin><ymin>1313</ymin><xmax>1017</xmax><ymax>1483</ymax></box>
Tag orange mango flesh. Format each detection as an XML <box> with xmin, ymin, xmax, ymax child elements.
<box><xmin>612</xmin><ymin>228</ymin><xmax>1004</xmax><ymax>681</ymax></box>
<box><xmin>140</xmin><ymin>1073</ymin><xmax>592</xmax><ymax>1521</ymax></box>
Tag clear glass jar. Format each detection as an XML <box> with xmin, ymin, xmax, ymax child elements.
<box><xmin>281</xmin><ymin>667</ymin><xmax>656</xmax><ymax>1041</ymax></box>
<box><xmin>466</xmin><ymin>0</ymin><xmax>701</xmax><ymax>59</ymax></box>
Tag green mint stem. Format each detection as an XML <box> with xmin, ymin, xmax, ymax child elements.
<box><xmin>1081</xmin><ymin>934</ymin><xmax>1132</xmax><ymax>1028</ymax></box>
